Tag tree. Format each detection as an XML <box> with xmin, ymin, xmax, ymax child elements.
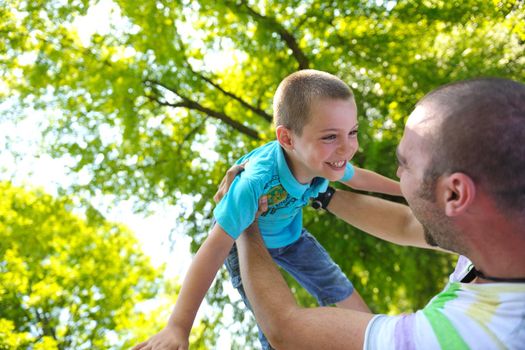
<box><xmin>0</xmin><ymin>181</ymin><xmax>165</xmax><ymax>349</ymax></box>
<box><xmin>1</xmin><ymin>0</ymin><xmax>524</xmax><ymax>346</ymax></box>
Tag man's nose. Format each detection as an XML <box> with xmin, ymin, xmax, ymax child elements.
<box><xmin>396</xmin><ymin>166</ymin><xmax>402</xmax><ymax>179</ymax></box>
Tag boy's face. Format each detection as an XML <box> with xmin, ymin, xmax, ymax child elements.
<box><xmin>289</xmin><ymin>97</ymin><xmax>358</xmax><ymax>183</ymax></box>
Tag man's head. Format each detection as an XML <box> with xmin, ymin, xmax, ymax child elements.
<box><xmin>397</xmin><ymin>78</ymin><xmax>525</xmax><ymax>252</ymax></box>
<box><xmin>273</xmin><ymin>70</ymin><xmax>359</xmax><ymax>183</ymax></box>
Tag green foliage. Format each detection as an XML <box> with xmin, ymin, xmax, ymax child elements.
<box><xmin>0</xmin><ymin>182</ymin><xmax>165</xmax><ymax>349</ymax></box>
<box><xmin>1</xmin><ymin>0</ymin><xmax>524</xmax><ymax>346</ymax></box>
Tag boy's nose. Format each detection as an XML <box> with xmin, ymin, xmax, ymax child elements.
<box><xmin>338</xmin><ymin>138</ymin><xmax>356</xmax><ymax>156</ymax></box>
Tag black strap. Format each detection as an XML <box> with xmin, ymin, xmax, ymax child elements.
<box><xmin>311</xmin><ymin>186</ymin><xmax>336</xmax><ymax>210</ymax></box>
<box><xmin>473</xmin><ymin>267</ymin><xmax>525</xmax><ymax>283</ymax></box>
<box><xmin>460</xmin><ymin>267</ymin><xmax>477</xmax><ymax>283</ymax></box>
<box><xmin>461</xmin><ymin>266</ymin><xmax>525</xmax><ymax>283</ymax></box>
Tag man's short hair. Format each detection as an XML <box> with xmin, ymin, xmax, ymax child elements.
<box><xmin>419</xmin><ymin>77</ymin><xmax>525</xmax><ymax>215</ymax></box>
<box><xmin>273</xmin><ymin>70</ymin><xmax>354</xmax><ymax>135</ymax></box>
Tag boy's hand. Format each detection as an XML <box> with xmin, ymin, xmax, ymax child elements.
<box><xmin>132</xmin><ymin>326</ymin><xmax>189</xmax><ymax>350</ymax></box>
<box><xmin>213</xmin><ymin>161</ymin><xmax>247</xmax><ymax>203</ymax></box>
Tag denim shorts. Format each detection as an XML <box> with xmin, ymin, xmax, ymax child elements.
<box><xmin>226</xmin><ymin>229</ymin><xmax>354</xmax><ymax>305</ymax></box>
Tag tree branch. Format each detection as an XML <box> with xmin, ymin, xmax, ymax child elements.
<box><xmin>238</xmin><ymin>1</ymin><xmax>310</xmax><ymax>70</ymax></box>
<box><xmin>190</xmin><ymin>67</ymin><xmax>273</xmax><ymax>123</ymax></box>
<box><xmin>34</xmin><ymin>307</ymin><xmax>59</xmax><ymax>342</ymax></box>
<box><xmin>144</xmin><ymin>79</ymin><xmax>261</xmax><ymax>140</ymax></box>
<box><xmin>174</xmin><ymin>34</ymin><xmax>273</xmax><ymax>124</ymax></box>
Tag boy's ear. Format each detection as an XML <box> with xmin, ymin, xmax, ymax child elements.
<box><xmin>276</xmin><ymin>125</ymin><xmax>294</xmax><ymax>151</ymax></box>
<box><xmin>440</xmin><ymin>173</ymin><xmax>476</xmax><ymax>217</ymax></box>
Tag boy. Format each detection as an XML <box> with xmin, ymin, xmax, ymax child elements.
<box><xmin>133</xmin><ymin>70</ymin><xmax>402</xmax><ymax>350</ymax></box>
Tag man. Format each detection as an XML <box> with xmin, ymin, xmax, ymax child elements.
<box><xmin>229</xmin><ymin>78</ymin><xmax>525</xmax><ymax>349</ymax></box>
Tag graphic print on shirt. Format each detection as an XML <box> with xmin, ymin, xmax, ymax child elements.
<box><xmin>266</xmin><ymin>184</ymin><xmax>287</xmax><ymax>206</ymax></box>
<box><xmin>261</xmin><ymin>176</ymin><xmax>298</xmax><ymax>216</ymax></box>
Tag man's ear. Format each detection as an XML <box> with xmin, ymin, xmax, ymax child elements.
<box><xmin>276</xmin><ymin>125</ymin><xmax>294</xmax><ymax>151</ymax></box>
<box><xmin>441</xmin><ymin>173</ymin><xmax>476</xmax><ymax>217</ymax></box>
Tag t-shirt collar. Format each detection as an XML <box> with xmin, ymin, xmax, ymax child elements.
<box><xmin>275</xmin><ymin>143</ymin><xmax>313</xmax><ymax>198</ymax></box>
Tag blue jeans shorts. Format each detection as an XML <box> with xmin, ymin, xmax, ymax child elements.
<box><xmin>225</xmin><ymin>229</ymin><xmax>354</xmax><ymax>349</ymax></box>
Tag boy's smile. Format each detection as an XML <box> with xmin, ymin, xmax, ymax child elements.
<box><xmin>326</xmin><ymin>160</ymin><xmax>347</xmax><ymax>169</ymax></box>
<box><xmin>284</xmin><ymin>97</ymin><xmax>359</xmax><ymax>184</ymax></box>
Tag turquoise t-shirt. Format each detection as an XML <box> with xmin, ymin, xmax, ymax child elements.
<box><xmin>213</xmin><ymin>141</ymin><xmax>354</xmax><ymax>248</ymax></box>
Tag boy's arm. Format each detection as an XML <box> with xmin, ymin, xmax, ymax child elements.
<box><xmin>133</xmin><ymin>224</ymin><xmax>234</xmax><ymax>350</ymax></box>
<box><xmin>328</xmin><ymin>189</ymin><xmax>445</xmax><ymax>250</ymax></box>
<box><xmin>341</xmin><ymin>166</ymin><xmax>402</xmax><ymax>196</ymax></box>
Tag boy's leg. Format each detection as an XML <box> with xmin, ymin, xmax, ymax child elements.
<box><xmin>270</xmin><ymin>229</ymin><xmax>370</xmax><ymax>312</ymax></box>
<box><xmin>225</xmin><ymin>243</ymin><xmax>275</xmax><ymax>350</ymax></box>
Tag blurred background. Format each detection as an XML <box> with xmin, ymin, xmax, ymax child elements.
<box><xmin>1</xmin><ymin>0</ymin><xmax>523</xmax><ymax>348</ymax></box>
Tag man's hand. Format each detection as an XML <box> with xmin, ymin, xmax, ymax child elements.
<box><xmin>255</xmin><ymin>195</ymin><xmax>268</xmax><ymax>218</ymax></box>
<box><xmin>213</xmin><ymin>161</ymin><xmax>247</xmax><ymax>203</ymax></box>
<box><xmin>132</xmin><ymin>326</ymin><xmax>189</xmax><ymax>350</ymax></box>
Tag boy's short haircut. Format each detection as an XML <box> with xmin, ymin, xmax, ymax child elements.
<box><xmin>273</xmin><ymin>69</ymin><xmax>354</xmax><ymax>135</ymax></box>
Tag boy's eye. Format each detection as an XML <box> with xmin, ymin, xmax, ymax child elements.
<box><xmin>322</xmin><ymin>134</ymin><xmax>337</xmax><ymax>141</ymax></box>
<box><xmin>349</xmin><ymin>130</ymin><xmax>358</xmax><ymax>136</ymax></box>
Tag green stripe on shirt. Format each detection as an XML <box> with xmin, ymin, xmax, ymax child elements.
<box><xmin>422</xmin><ymin>283</ymin><xmax>470</xmax><ymax>349</ymax></box>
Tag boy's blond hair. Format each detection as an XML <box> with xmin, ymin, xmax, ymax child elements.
<box><xmin>273</xmin><ymin>69</ymin><xmax>354</xmax><ymax>135</ymax></box>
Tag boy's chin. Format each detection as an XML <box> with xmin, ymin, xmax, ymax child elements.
<box><xmin>325</xmin><ymin>173</ymin><xmax>343</xmax><ymax>182</ymax></box>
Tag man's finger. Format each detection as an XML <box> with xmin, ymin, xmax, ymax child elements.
<box><xmin>255</xmin><ymin>195</ymin><xmax>268</xmax><ymax>217</ymax></box>
<box><xmin>226</xmin><ymin>163</ymin><xmax>247</xmax><ymax>178</ymax></box>
<box><xmin>213</xmin><ymin>161</ymin><xmax>248</xmax><ymax>202</ymax></box>
<box><xmin>131</xmin><ymin>342</ymin><xmax>146</xmax><ymax>350</ymax></box>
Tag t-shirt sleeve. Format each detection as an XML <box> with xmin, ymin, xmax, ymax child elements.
<box><xmin>364</xmin><ymin>312</ymin><xmax>440</xmax><ymax>350</ymax></box>
<box><xmin>340</xmin><ymin>162</ymin><xmax>355</xmax><ymax>182</ymax></box>
<box><xmin>364</xmin><ymin>315</ymin><xmax>399</xmax><ymax>350</ymax></box>
<box><xmin>213</xmin><ymin>174</ymin><xmax>260</xmax><ymax>240</ymax></box>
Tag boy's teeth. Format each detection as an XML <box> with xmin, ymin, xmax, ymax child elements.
<box><xmin>329</xmin><ymin>161</ymin><xmax>345</xmax><ymax>168</ymax></box>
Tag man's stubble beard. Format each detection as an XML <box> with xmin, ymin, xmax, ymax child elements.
<box><xmin>412</xmin><ymin>175</ymin><xmax>467</xmax><ymax>255</ymax></box>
